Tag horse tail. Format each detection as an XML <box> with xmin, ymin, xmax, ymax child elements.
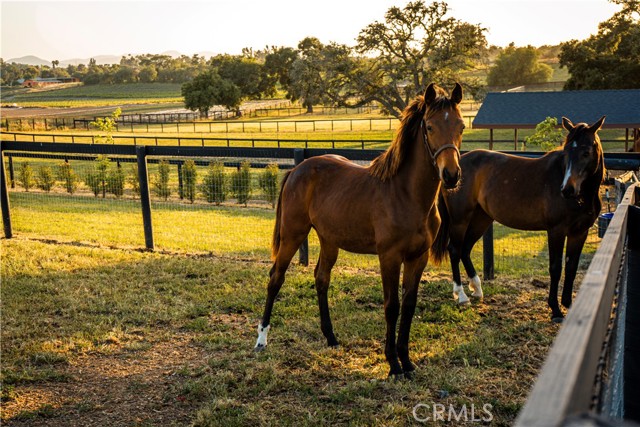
<box><xmin>430</xmin><ymin>193</ymin><xmax>450</xmax><ymax>265</ymax></box>
<box><xmin>271</xmin><ymin>170</ymin><xmax>292</xmax><ymax>260</ymax></box>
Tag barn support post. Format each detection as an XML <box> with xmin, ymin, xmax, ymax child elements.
<box><xmin>294</xmin><ymin>148</ymin><xmax>309</xmax><ymax>266</ymax></box>
<box><xmin>136</xmin><ymin>146</ymin><xmax>154</xmax><ymax>250</ymax></box>
<box><xmin>482</xmin><ymin>222</ymin><xmax>495</xmax><ymax>280</ymax></box>
<box><xmin>0</xmin><ymin>149</ymin><xmax>13</xmax><ymax>239</ymax></box>
<box><xmin>626</xmin><ymin>128</ymin><xmax>629</xmax><ymax>152</ymax></box>
<box><xmin>489</xmin><ymin>129</ymin><xmax>494</xmax><ymax>151</ymax></box>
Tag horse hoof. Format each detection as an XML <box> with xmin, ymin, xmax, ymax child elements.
<box><xmin>551</xmin><ymin>317</ymin><xmax>564</xmax><ymax>324</ymax></box>
<box><xmin>404</xmin><ymin>370</ymin><xmax>416</xmax><ymax>381</ymax></box>
<box><xmin>254</xmin><ymin>344</ymin><xmax>266</xmax><ymax>352</ymax></box>
<box><xmin>458</xmin><ymin>298</ymin><xmax>471</xmax><ymax>306</ymax></box>
<box><xmin>388</xmin><ymin>372</ymin><xmax>404</xmax><ymax>381</ymax></box>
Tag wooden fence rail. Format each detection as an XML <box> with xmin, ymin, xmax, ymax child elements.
<box><xmin>515</xmin><ymin>184</ymin><xmax>640</xmax><ymax>426</ymax></box>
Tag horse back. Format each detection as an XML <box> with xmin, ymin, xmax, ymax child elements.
<box><xmin>451</xmin><ymin>150</ymin><xmax>581</xmax><ymax>230</ymax></box>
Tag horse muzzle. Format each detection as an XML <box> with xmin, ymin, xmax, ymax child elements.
<box><xmin>441</xmin><ymin>166</ymin><xmax>461</xmax><ymax>189</ymax></box>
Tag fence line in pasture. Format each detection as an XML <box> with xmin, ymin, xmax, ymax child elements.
<box><xmin>1</xmin><ymin>131</ymin><xmax>634</xmax><ymax>155</ymax></box>
<box><xmin>3</xmin><ymin>140</ymin><xmax>639</xmax><ymax>279</ymax></box>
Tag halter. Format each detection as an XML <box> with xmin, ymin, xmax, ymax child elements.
<box><xmin>421</xmin><ymin>119</ymin><xmax>460</xmax><ymax>167</ymax></box>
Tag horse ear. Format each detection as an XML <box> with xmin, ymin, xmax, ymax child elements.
<box><xmin>589</xmin><ymin>115</ymin><xmax>606</xmax><ymax>133</ymax></box>
<box><xmin>561</xmin><ymin>116</ymin><xmax>575</xmax><ymax>132</ymax></box>
<box><xmin>424</xmin><ymin>83</ymin><xmax>437</xmax><ymax>106</ymax></box>
<box><xmin>451</xmin><ymin>82</ymin><xmax>463</xmax><ymax>105</ymax></box>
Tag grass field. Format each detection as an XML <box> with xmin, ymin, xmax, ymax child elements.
<box><xmin>1</xmin><ymin>83</ymin><xmax>184</xmax><ymax>108</ymax></box>
<box><xmin>2</xmin><ymin>232</ymin><xmax>569</xmax><ymax>426</ymax></box>
<box><xmin>0</xmin><ymin>96</ymin><xmax>606</xmax><ymax>425</ymax></box>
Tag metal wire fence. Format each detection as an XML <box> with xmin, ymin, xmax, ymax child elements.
<box><xmin>3</xmin><ymin>142</ymin><xmax>628</xmax><ymax>282</ymax></box>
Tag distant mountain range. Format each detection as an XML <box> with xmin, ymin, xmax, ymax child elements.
<box><xmin>5</xmin><ymin>51</ymin><xmax>218</xmax><ymax>66</ymax></box>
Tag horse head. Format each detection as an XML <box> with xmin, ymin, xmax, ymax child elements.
<box><xmin>559</xmin><ymin>116</ymin><xmax>605</xmax><ymax>199</ymax></box>
<box><xmin>423</xmin><ymin>83</ymin><xmax>464</xmax><ymax>189</ymax></box>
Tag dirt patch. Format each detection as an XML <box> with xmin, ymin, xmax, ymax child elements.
<box><xmin>2</xmin><ymin>334</ymin><xmax>208</xmax><ymax>427</ymax></box>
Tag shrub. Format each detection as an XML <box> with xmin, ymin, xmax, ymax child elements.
<box><xmin>107</xmin><ymin>163</ymin><xmax>125</xmax><ymax>198</ymax></box>
<box><xmin>36</xmin><ymin>166</ymin><xmax>55</xmax><ymax>192</ymax></box>
<box><xmin>259</xmin><ymin>163</ymin><xmax>279</xmax><ymax>208</ymax></box>
<box><xmin>153</xmin><ymin>160</ymin><xmax>171</xmax><ymax>200</ymax></box>
<box><xmin>128</xmin><ymin>165</ymin><xmax>140</xmax><ymax>196</ymax></box>
<box><xmin>201</xmin><ymin>160</ymin><xmax>227</xmax><ymax>205</ymax></box>
<box><xmin>182</xmin><ymin>160</ymin><xmax>197</xmax><ymax>203</ymax></box>
<box><xmin>17</xmin><ymin>162</ymin><xmax>34</xmax><ymax>192</ymax></box>
<box><xmin>231</xmin><ymin>160</ymin><xmax>252</xmax><ymax>206</ymax></box>
<box><xmin>525</xmin><ymin>117</ymin><xmax>564</xmax><ymax>152</ymax></box>
<box><xmin>57</xmin><ymin>161</ymin><xmax>78</xmax><ymax>194</ymax></box>
<box><xmin>85</xmin><ymin>155</ymin><xmax>110</xmax><ymax>198</ymax></box>
<box><xmin>90</xmin><ymin>108</ymin><xmax>121</xmax><ymax>144</ymax></box>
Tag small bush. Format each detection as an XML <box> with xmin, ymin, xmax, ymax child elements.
<box><xmin>201</xmin><ymin>160</ymin><xmax>227</xmax><ymax>205</ymax></box>
<box><xmin>85</xmin><ymin>155</ymin><xmax>110</xmax><ymax>198</ymax></box>
<box><xmin>57</xmin><ymin>161</ymin><xmax>78</xmax><ymax>194</ymax></box>
<box><xmin>231</xmin><ymin>160</ymin><xmax>252</xmax><ymax>206</ymax></box>
<box><xmin>182</xmin><ymin>160</ymin><xmax>197</xmax><ymax>203</ymax></box>
<box><xmin>153</xmin><ymin>160</ymin><xmax>171</xmax><ymax>200</ymax></box>
<box><xmin>128</xmin><ymin>165</ymin><xmax>140</xmax><ymax>196</ymax></box>
<box><xmin>259</xmin><ymin>163</ymin><xmax>279</xmax><ymax>208</ymax></box>
<box><xmin>107</xmin><ymin>163</ymin><xmax>125</xmax><ymax>198</ymax></box>
<box><xmin>17</xmin><ymin>162</ymin><xmax>34</xmax><ymax>192</ymax></box>
<box><xmin>36</xmin><ymin>166</ymin><xmax>55</xmax><ymax>192</ymax></box>
<box><xmin>525</xmin><ymin>117</ymin><xmax>563</xmax><ymax>152</ymax></box>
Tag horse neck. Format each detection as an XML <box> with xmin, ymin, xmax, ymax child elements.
<box><xmin>394</xmin><ymin>135</ymin><xmax>441</xmax><ymax>207</ymax></box>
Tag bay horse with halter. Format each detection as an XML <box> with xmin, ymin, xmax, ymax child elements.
<box><xmin>255</xmin><ymin>83</ymin><xmax>465</xmax><ymax>378</ymax></box>
<box><xmin>432</xmin><ymin>116</ymin><xmax>606</xmax><ymax>322</ymax></box>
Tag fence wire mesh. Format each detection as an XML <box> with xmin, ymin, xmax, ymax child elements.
<box><xmin>3</xmin><ymin>151</ymin><xmax>610</xmax><ymax>281</ymax></box>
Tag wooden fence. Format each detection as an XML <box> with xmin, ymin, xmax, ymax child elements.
<box><xmin>515</xmin><ymin>184</ymin><xmax>640</xmax><ymax>426</ymax></box>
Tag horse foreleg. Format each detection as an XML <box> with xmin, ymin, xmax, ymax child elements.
<box><xmin>547</xmin><ymin>231</ymin><xmax>566</xmax><ymax>323</ymax></box>
<box><xmin>315</xmin><ymin>243</ymin><xmax>339</xmax><ymax>347</ymax></box>
<box><xmin>255</xmin><ymin>238</ymin><xmax>305</xmax><ymax>351</ymax></box>
<box><xmin>562</xmin><ymin>230</ymin><xmax>589</xmax><ymax>309</ymax></box>
<box><xmin>397</xmin><ymin>252</ymin><xmax>428</xmax><ymax>379</ymax></box>
<box><xmin>379</xmin><ymin>254</ymin><xmax>403</xmax><ymax>378</ymax></box>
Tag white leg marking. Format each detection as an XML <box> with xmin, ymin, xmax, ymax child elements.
<box><xmin>469</xmin><ymin>275</ymin><xmax>483</xmax><ymax>298</ymax></box>
<box><xmin>254</xmin><ymin>323</ymin><xmax>270</xmax><ymax>350</ymax></box>
<box><xmin>453</xmin><ymin>282</ymin><xmax>470</xmax><ymax>305</ymax></box>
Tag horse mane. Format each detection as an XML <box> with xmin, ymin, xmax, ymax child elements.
<box><xmin>369</xmin><ymin>87</ymin><xmax>455</xmax><ymax>181</ymax></box>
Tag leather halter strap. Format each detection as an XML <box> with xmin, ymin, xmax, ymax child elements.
<box><xmin>421</xmin><ymin>119</ymin><xmax>460</xmax><ymax>167</ymax></box>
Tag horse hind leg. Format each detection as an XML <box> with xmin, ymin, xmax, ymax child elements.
<box><xmin>255</xmin><ymin>226</ymin><xmax>311</xmax><ymax>351</ymax></box>
<box><xmin>315</xmin><ymin>241</ymin><xmax>339</xmax><ymax>347</ymax></box>
<box><xmin>448</xmin><ymin>241</ymin><xmax>470</xmax><ymax>305</ymax></box>
<box><xmin>460</xmin><ymin>212</ymin><xmax>492</xmax><ymax>299</ymax></box>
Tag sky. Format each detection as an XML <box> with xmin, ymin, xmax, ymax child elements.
<box><xmin>1</xmin><ymin>0</ymin><xmax>621</xmax><ymax>62</ymax></box>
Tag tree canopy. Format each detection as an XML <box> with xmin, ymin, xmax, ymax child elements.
<box><xmin>559</xmin><ymin>0</ymin><xmax>640</xmax><ymax>89</ymax></box>
<box><xmin>181</xmin><ymin>71</ymin><xmax>241</xmax><ymax>116</ymax></box>
<box><xmin>486</xmin><ymin>44</ymin><xmax>553</xmax><ymax>86</ymax></box>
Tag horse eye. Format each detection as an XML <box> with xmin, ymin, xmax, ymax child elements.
<box><xmin>582</xmin><ymin>151</ymin><xmax>590</xmax><ymax>158</ymax></box>
<box><xmin>427</xmin><ymin>125</ymin><xmax>433</xmax><ymax>132</ymax></box>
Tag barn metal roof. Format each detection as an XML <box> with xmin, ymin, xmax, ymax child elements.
<box><xmin>473</xmin><ymin>89</ymin><xmax>640</xmax><ymax>129</ymax></box>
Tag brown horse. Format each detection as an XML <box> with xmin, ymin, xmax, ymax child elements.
<box><xmin>432</xmin><ymin>116</ymin><xmax>606</xmax><ymax>322</ymax></box>
<box><xmin>254</xmin><ymin>83</ymin><xmax>465</xmax><ymax>378</ymax></box>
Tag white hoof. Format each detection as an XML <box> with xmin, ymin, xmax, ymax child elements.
<box><xmin>453</xmin><ymin>282</ymin><xmax>470</xmax><ymax>305</ymax></box>
<box><xmin>469</xmin><ymin>275</ymin><xmax>483</xmax><ymax>298</ymax></box>
<box><xmin>254</xmin><ymin>323</ymin><xmax>270</xmax><ymax>350</ymax></box>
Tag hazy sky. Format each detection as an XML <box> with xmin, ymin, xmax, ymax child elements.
<box><xmin>1</xmin><ymin>0</ymin><xmax>620</xmax><ymax>61</ymax></box>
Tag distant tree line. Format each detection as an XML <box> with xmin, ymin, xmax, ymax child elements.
<box><xmin>1</xmin><ymin>0</ymin><xmax>637</xmax><ymax>111</ymax></box>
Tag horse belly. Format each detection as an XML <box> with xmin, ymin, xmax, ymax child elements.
<box><xmin>312</xmin><ymin>215</ymin><xmax>378</xmax><ymax>254</ymax></box>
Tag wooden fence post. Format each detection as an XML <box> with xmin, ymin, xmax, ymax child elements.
<box><xmin>294</xmin><ymin>148</ymin><xmax>308</xmax><ymax>266</ymax></box>
<box><xmin>8</xmin><ymin>155</ymin><xmax>15</xmax><ymax>188</ymax></box>
<box><xmin>136</xmin><ymin>146</ymin><xmax>154</xmax><ymax>250</ymax></box>
<box><xmin>1</xmin><ymin>149</ymin><xmax>13</xmax><ymax>239</ymax></box>
<box><xmin>483</xmin><ymin>223</ymin><xmax>495</xmax><ymax>280</ymax></box>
